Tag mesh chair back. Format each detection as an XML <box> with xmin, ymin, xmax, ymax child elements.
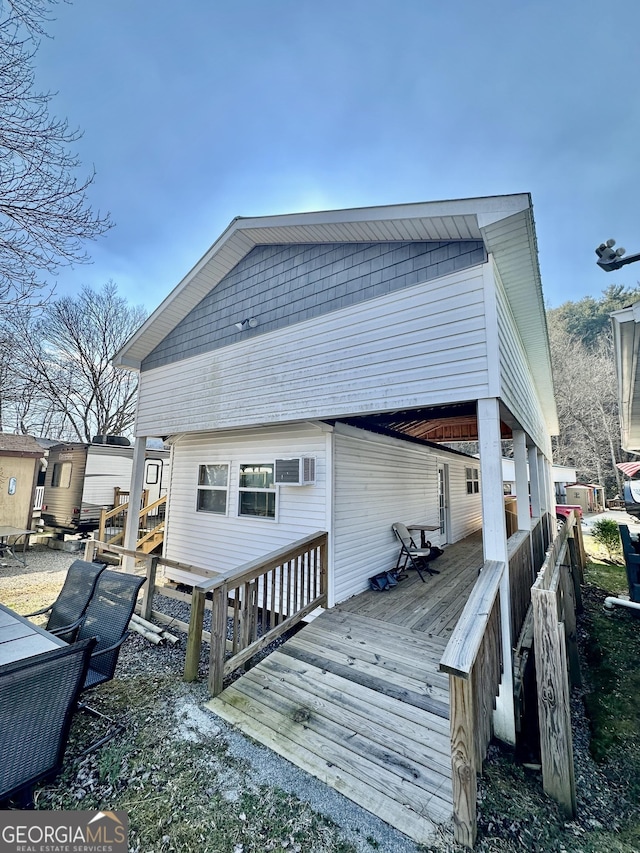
<box><xmin>77</xmin><ymin>571</ymin><xmax>146</xmax><ymax>681</ymax></box>
<box><xmin>46</xmin><ymin>560</ymin><xmax>106</xmax><ymax>633</ymax></box>
<box><xmin>0</xmin><ymin>638</ymin><xmax>96</xmax><ymax>802</ymax></box>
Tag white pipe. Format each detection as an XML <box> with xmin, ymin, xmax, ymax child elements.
<box><xmin>604</xmin><ymin>596</ymin><xmax>640</xmax><ymax>613</ymax></box>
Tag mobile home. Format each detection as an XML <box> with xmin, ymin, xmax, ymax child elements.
<box><xmin>41</xmin><ymin>439</ymin><xmax>169</xmax><ymax>531</ymax></box>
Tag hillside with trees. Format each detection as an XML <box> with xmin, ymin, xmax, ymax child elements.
<box><xmin>547</xmin><ymin>283</ymin><xmax>640</xmax><ymax>497</ymax></box>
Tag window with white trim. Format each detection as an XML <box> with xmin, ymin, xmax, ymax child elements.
<box><xmin>196</xmin><ymin>464</ymin><xmax>229</xmax><ymax>514</ymax></box>
<box><xmin>238</xmin><ymin>463</ymin><xmax>276</xmax><ymax>518</ymax></box>
<box><xmin>466</xmin><ymin>467</ymin><xmax>479</xmax><ymax>495</ymax></box>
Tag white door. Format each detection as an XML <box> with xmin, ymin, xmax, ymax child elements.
<box><xmin>438</xmin><ymin>463</ymin><xmax>450</xmax><ymax>545</ymax></box>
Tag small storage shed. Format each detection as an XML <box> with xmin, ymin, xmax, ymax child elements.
<box><xmin>564</xmin><ymin>482</ymin><xmax>605</xmax><ymax>514</ymax></box>
<box><xmin>0</xmin><ymin>434</ymin><xmax>44</xmax><ymax>530</ymax></box>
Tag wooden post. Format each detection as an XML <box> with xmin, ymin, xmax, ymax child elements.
<box><xmin>184</xmin><ymin>585</ymin><xmax>206</xmax><ymax>682</ymax></box>
<box><xmin>83</xmin><ymin>538</ymin><xmax>96</xmax><ymax>562</ymax></box>
<box><xmin>208</xmin><ymin>582</ymin><xmax>228</xmax><ymax>697</ymax></box>
<box><xmin>566</xmin><ymin>532</ymin><xmax>583</xmax><ymax>612</ymax></box>
<box><xmin>532</xmin><ymin>584</ymin><xmax>577</xmax><ymax>818</ymax></box>
<box><xmin>319</xmin><ymin>539</ymin><xmax>328</xmax><ymax>603</ymax></box>
<box><xmin>98</xmin><ymin>509</ymin><xmax>106</xmax><ymax>543</ymax></box>
<box><xmin>140</xmin><ymin>556</ymin><xmax>158</xmax><ymax>621</ymax></box>
<box><xmin>450</xmin><ymin>674</ymin><xmax>477</xmax><ymax>849</ymax></box>
<box><xmin>560</xmin><ymin>560</ymin><xmax>581</xmax><ymax>687</ymax></box>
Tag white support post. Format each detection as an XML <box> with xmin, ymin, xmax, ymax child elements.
<box><xmin>544</xmin><ymin>457</ymin><xmax>555</xmax><ymax>519</ymax></box>
<box><xmin>528</xmin><ymin>444</ymin><xmax>541</xmax><ymax>521</ymax></box>
<box><xmin>513</xmin><ymin>430</ymin><xmax>531</xmax><ymax>532</ymax></box>
<box><xmin>123</xmin><ymin>436</ymin><xmax>147</xmax><ymax>573</ymax></box>
<box><xmin>477</xmin><ymin>398</ymin><xmax>515</xmax><ymax>745</ymax></box>
<box><xmin>537</xmin><ymin>451</ymin><xmax>548</xmax><ymax>517</ymax></box>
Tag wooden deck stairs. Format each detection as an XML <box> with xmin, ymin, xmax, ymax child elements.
<box><xmin>99</xmin><ymin>494</ymin><xmax>167</xmax><ymax>555</ymax></box>
<box><xmin>206</xmin><ymin>606</ymin><xmax>453</xmax><ymax>844</ymax></box>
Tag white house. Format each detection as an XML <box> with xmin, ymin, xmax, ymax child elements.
<box><xmin>115</xmin><ymin>193</ymin><xmax>558</xmax><ymax>744</ymax></box>
<box><xmin>501</xmin><ymin>458</ymin><xmax>576</xmax><ymax>503</ymax></box>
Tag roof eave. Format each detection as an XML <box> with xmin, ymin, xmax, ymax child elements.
<box><xmin>114</xmin><ymin>194</ymin><xmax>533</xmax><ymax>369</ymax></box>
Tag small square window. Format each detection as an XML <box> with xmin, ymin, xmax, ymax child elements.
<box><xmin>238</xmin><ymin>463</ymin><xmax>276</xmax><ymax>518</ymax></box>
<box><xmin>196</xmin><ymin>464</ymin><xmax>229</xmax><ymax>514</ymax></box>
<box><xmin>466</xmin><ymin>467</ymin><xmax>480</xmax><ymax>495</ymax></box>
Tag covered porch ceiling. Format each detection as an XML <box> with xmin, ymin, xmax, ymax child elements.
<box><xmin>328</xmin><ymin>401</ymin><xmax>514</xmax><ymax>445</ymax></box>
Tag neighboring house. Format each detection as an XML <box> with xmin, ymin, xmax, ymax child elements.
<box><xmin>41</xmin><ymin>438</ymin><xmax>170</xmax><ymax>532</ymax></box>
<box><xmin>115</xmin><ymin>193</ymin><xmax>559</xmax><ymax>743</ymax></box>
<box><xmin>0</xmin><ymin>434</ymin><xmax>44</xmax><ymax>530</ymax></box>
<box><xmin>501</xmin><ymin>458</ymin><xmax>576</xmax><ymax>503</ymax></box>
<box><xmin>612</xmin><ymin>302</ymin><xmax>640</xmax><ymax>453</ymax></box>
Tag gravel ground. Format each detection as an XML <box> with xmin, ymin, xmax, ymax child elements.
<box><xmin>0</xmin><ymin>546</ymin><xmax>433</xmax><ymax>853</ymax></box>
<box><xmin>1</xmin><ymin>544</ymin><xmax>637</xmax><ymax>853</ymax></box>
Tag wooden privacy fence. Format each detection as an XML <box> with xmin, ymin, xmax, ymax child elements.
<box><xmin>439</xmin><ymin>559</ymin><xmax>504</xmax><ymax>849</ymax></box>
<box><xmin>84</xmin><ymin>532</ymin><xmax>328</xmax><ymax>690</ymax></box>
<box><xmin>507</xmin><ymin>529</ymin><xmax>534</xmax><ymax>643</ymax></box>
<box><xmin>531</xmin><ymin>511</ymin><xmax>585</xmax><ymax>819</ymax></box>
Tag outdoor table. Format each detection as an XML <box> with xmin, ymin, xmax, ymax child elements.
<box><xmin>407</xmin><ymin>523</ymin><xmax>440</xmax><ymax>548</ymax></box>
<box><xmin>0</xmin><ymin>602</ymin><xmax>66</xmax><ymax>665</ymax></box>
<box><xmin>0</xmin><ymin>526</ymin><xmax>32</xmax><ymax>567</ymax></box>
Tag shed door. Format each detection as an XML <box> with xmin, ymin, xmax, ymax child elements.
<box><xmin>438</xmin><ymin>463</ymin><xmax>450</xmax><ymax>545</ymax></box>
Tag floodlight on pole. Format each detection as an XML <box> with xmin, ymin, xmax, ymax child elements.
<box><xmin>595</xmin><ymin>238</ymin><xmax>640</xmax><ymax>272</ymax></box>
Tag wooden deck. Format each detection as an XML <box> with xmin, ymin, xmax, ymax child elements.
<box><xmin>205</xmin><ymin>532</ymin><xmax>484</xmax><ymax>844</ymax></box>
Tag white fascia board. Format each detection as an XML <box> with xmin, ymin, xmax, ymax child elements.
<box><xmin>234</xmin><ymin>193</ymin><xmax>531</xmax><ymax>231</ymax></box>
<box><xmin>114</xmin><ymin>216</ymin><xmax>248</xmax><ymax>368</ymax></box>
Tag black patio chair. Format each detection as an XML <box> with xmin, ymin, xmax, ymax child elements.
<box><xmin>391</xmin><ymin>522</ymin><xmax>441</xmax><ymax>583</ymax></box>
<box><xmin>618</xmin><ymin>524</ymin><xmax>640</xmax><ymax>603</ymax></box>
<box><xmin>0</xmin><ymin>637</ymin><xmax>96</xmax><ymax>808</ymax></box>
<box><xmin>23</xmin><ymin>559</ymin><xmax>106</xmax><ymax>641</ymax></box>
<box><xmin>73</xmin><ymin>570</ymin><xmax>147</xmax><ymax>754</ymax></box>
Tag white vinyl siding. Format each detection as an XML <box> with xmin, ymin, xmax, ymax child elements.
<box><xmin>134</xmin><ymin>267</ymin><xmax>490</xmax><ymax>436</ymax></box>
<box><xmin>493</xmin><ymin>261</ymin><xmax>551</xmax><ymax>454</ymax></box>
<box><xmin>331</xmin><ymin>424</ymin><xmax>482</xmax><ymax>603</ymax></box>
<box><xmin>82</xmin><ymin>447</ymin><xmax>134</xmax><ymax>505</ymax></box>
<box><xmin>163</xmin><ymin>424</ymin><xmax>328</xmax><ymax>574</ymax></box>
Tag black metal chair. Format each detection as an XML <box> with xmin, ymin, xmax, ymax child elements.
<box><xmin>74</xmin><ymin>570</ymin><xmax>147</xmax><ymax>754</ymax></box>
<box><xmin>0</xmin><ymin>638</ymin><xmax>96</xmax><ymax>807</ymax></box>
<box><xmin>391</xmin><ymin>522</ymin><xmax>440</xmax><ymax>582</ymax></box>
<box><xmin>24</xmin><ymin>559</ymin><xmax>106</xmax><ymax>640</ymax></box>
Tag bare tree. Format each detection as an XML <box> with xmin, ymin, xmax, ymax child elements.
<box><xmin>0</xmin><ymin>0</ymin><xmax>112</xmax><ymax>313</ymax></box>
<box><xmin>9</xmin><ymin>282</ymin><xmax>146</xmax><ymax>441</ymax></box>
<box><xmin>548</xmin><ymin>318</ymin><xmax>624</xmax><ymax>497</ymax></box>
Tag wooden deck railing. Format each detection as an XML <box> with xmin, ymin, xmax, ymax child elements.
<box><xmin>440</xmin><ymin>559</ymin><xmax>504</xmax><ymax>848</ymax></box>
<box><xmin>203</xmin><ymin>531</ymin><xmax>328</xmax><ymax>696</ymax></box>
<box><xmin>84</xmin><ymin>532</ymin><xmax>328</xmax><ymax>691</ymax></box>
<box><xmin>98</xmin><ymin>494</ymin><xmax>167</xmax><ymax>552</ymax></box>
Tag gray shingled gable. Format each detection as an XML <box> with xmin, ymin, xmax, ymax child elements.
<box><xmin>142</xmin><ymin>240</ymin><xmax>486</xmax><ymax>371</ymax></box>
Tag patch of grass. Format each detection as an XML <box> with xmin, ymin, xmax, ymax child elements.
<box><xmin>584</xmin><ymin>557</ymin><xmax>628</xmax><ymax>594</ymax></box>
<box><xmin>581</xmin><ymin>566</ymin><xmax>640</xmax><ymax>784</ymax></box>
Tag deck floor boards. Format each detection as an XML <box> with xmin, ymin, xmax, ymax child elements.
<box><xmin>205</xmin><ymin>532</ymin><xmax>485</xmax><ymax>844</ymax></box>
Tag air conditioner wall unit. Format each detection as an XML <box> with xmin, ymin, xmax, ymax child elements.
<box><xmin>274</xmin><ymin>456</ymin><xmax>316</xmax><ymax>486</ymax></box>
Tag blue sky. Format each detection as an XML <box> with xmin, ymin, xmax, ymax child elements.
<box><xmin>32</xmin><ymin>0</ymin><xmax>640</xmax><ymax>312</ymax></box>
